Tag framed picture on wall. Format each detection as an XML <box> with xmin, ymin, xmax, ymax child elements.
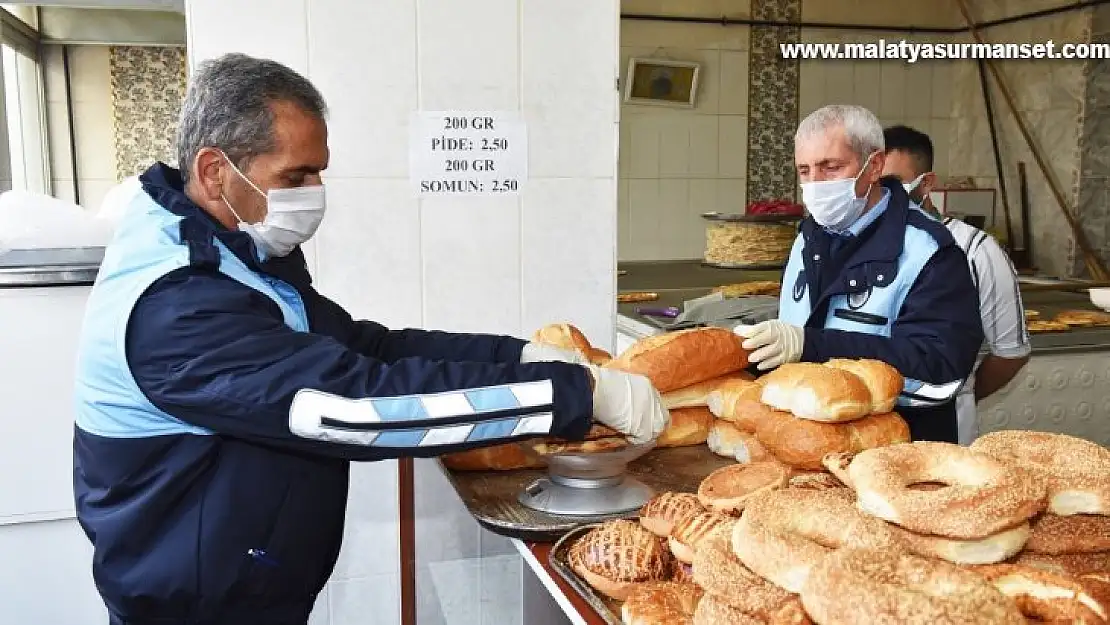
<box><xmin>623</xmin><ymin>58</ymin><xmax>700</xmax><ymax>108</ymax></box>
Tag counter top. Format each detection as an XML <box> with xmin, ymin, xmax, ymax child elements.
<box><xmin>616</xmin><ymin>260</ymin><xmax>1110</xmax><ymax>352</ymax></box>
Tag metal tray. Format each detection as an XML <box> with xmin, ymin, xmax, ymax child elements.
<box><xmin>701</xmin><ymin>260</ymin><xmax>786</xmax><ymax>271</ymax></box>
<box><xmin>548</xmin><ymin>523</ymin><xmax>623</xmax><ymax>625</ymax></box>
<box><xmin>701</xmin><ymin>212</ymin><xmax>800</xmax><ymax>223</ymax></box>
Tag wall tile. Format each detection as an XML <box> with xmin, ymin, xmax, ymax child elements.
<box><xmin>658</xmin><ymin>118</ymin><xmax>693</xmax><ymax>177</ymax></box>
<box><xmin>418</xmin><ymin>0</ymin><xmax>518</xmax><ymax>110</ymax></box>
<box><xmin>329</xmin><ymin>574</ymin><xmax>400</xmax><ymax>625</ymax></box>
<box><xmin>718</xmin><ymin>50</ymin><xmax>750</xmax><ymax>114</ymax></box>
<box><xmin>688</xmin><ymin>116</ymin><xmax>721</xmax><ymax>177</ymax></box>
<box><xmin>718</xmin><ymin>115</ymin><xmax>748</xmax><ymax>178</ymax></box>
<box><xmin>331</xmin><ymin>462</ymin><xmax>400</xmax><ymax>581</ymax></box>
<box><xmin>903</xmin><ymin>62</ymin><xmax>934</xmax><ymax>119</ymax></box>
<box><xmin>307</xmin><ymin>0</ymin><xmax>418</xmax><ymax>179</ymax></box>
<box><xmin>413</xmin><ymin>459</ymin><xmax>481</xmax><ymax>563</ymax></box>
<box><xmin>717</xmin><ymin>178</ymin><xmax>747</xmax><ymax>213</ymax></box>
<box><xmin>521</xmin><ymin>179</ymin><xmax>617</xmax><ymax>350</ymax></box>
<box><xmin>73</xmin><ymin>95</ymin><xmax>117</xmax><ymax>181</ymax></box>
<box><xmin>308</xmin><ymin>585</ymin><xmax>330</xmax><ymax>625</ymax></box>
<box><xmin>313</xmin><ymin>178</ymin><xmax>423</xmax><ymax>329</ymax></box>
<box><xmin>185</xmin><ymin>0</ymin><xmax>308</xmax><ymax>73</ymax></box>
<box><xmin>626</xmin><ymin>179</ymin><xmax>663</xmax><ymax>259</ymax></box>
<box><xmin>878</xmin><ymin>62</ymin><xmax>907</xmax><ymax>119</ymax></box>
<box><xmin>68</xmin><ymin>46</ymin><xmax>110</xmax><ymax>105</ymax></box>
<box><xmin>524</xmin><ymin>0</ymin><xmax>618</xmax><ymax>178</ymax></box>
<box><xmin>853</xmin><ymin>62</ymin><xmax>883</xmax><ymax>113</ymax></box>
<box><xmin>420</xmin><ymin>196</ymin><xmax>522</xmax><ymax>335</ymax></box>
<box><xmin>626</xmin><ymin>115</ymin><xmax>662</xmax><ymax>178</ymax></box>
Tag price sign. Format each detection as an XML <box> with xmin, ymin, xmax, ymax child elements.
<box><xmin>409</xmin><ymin>111</ymin><xmax>528</xmax><ymax>197</ymax></box>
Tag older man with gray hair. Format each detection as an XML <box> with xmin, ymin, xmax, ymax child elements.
<box><xmin>735</xmin><ymin>104</ymin><xmax>983</xmax><ymax>443</ymax></box>
<box><xmin>73</xmin><ymin>53</ymin><xmax>667</xmax><ymax>624</ymax></box>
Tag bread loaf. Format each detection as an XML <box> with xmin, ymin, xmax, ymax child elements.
<box><xmin>531</xmin><ymin>322</ymin><xmax>593</xmax><ymax>353</ymax></box>
<box><xmin>754</xmin><ymin>409</ymin><xmax>911</xmax><ymax>470</ymax></box>
<box><xmin>441</xmin><ymin>443</ymin><xmax>546</xmax><ymax>471</ymax></box>
<box><xmin>656</xmin><ymin>407</ymin><xmax>714</xmax><ymax>448</ymax></box>
<box><xmin>759</xmin><ymin>363</ymin><xmax>872</xmax><ymax>423</ymax></box>
<box><xmin>606</xmin><ymin>327</ymin><xmax>750</xmax><ymax>393</ymax></box>
<box><xmin>587</xmin><ymin>347</ymin><xmax>613</xmax><ymax>366</ymax></box>
<box><xmin>823</xmin><ymin>359</ymin><xmax>902</xmax><ymax>413</ymax></box>
<box><xmin>661</xmin><ymin>371</ymin><xmax>755</xmax><ymax>410</ymax></box>
<box><xmin>706</xmin><ymin>420</ymin><xmax>771</xmax><ymax>464</ymax></box>
<box><xmin>668</xmin><ymin>512</ymin><xmax>734</xmax><ymax>564</ymax></box>
<box><xmin>696</xmin><ymin>461</ymin><xmax>790</xmax><ymax>516</ymax></box>
<box><xmin>705</xmin><ymin>378</ymin><xmax>766</xmax><ymax>432</ymax></box>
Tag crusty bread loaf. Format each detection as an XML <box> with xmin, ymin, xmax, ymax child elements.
<box><xmin>606</xmin><ymin>327</ymin><xmax>750</xmax><ymax>393</ymax></box>
<box><xmin>754</xmin><ymin>410</ymin><xmax>911</xmax><ymax>470</ymax></box>
<box><xmin>823</xmin><ymin>359</ymin><xmax>902</xmax><ymax>413</ymax></box>
<box><xmin>759</xmin><ymin>363</ymin><xmax>872</xmax><ymax>423</ymax></box>
<box><xmin>706</xmin><ymin>378</ymin><xmax>767</xmax><ymax>432</ymax></box>
<box><xmin>587</xmin><ymin>347</ymin><xmax>613</xmax><ymax>366</ymax></box>
<box><xmin>656</xmin><ymin>407</ymin><xmax>714</xmax><ymax>448</ymax></box>
<box><xmin>531</xmin><ymin>322</ymin><xmax>593</xmax><ymax>353</ymax></box>
<box><xmin>661</xmin><ymin>371</ymin><xmax>755</xmax><ymax>410</ymax></box>
<box><xmin>441</xmin><ymin>443</ymin><xmax>546</xmax><ymax>471</ymax></box>
<box><xmin>706</xmin><ymin>420</ymin><xmax>772</xmax><ymax>464</ymax></box>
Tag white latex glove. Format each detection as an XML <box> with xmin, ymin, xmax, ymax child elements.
<box><xmin>734</xmin><ymin>320</ymin><xmax>804</xmax><ymax>371</ymax></box>
<box><xmin>585</xmin><ymin>364</ymin><xmax>670</xmax><ymax>444</ymax></box>
<box><xmin>520</xmin><ymin>342</ymin><xmax>589</xmax><ymax>365</ymax></box>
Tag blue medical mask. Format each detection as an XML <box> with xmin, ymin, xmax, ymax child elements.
<box><xmin>800</xmin><ymin>153</ymin><xmax>876</xmax><ymax>232</ymax></box>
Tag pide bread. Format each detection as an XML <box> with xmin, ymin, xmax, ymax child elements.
<box><xmin>523</xmin><ymin>424</ymin><xmax>629</xmax><ymax>456</ymax></box>
<box><xmin>754</xmin><ymin>409</ymin><xmax>911</xmax><ymax>471</ymax></box>
<box><xmin>440</xmin><ymin>443</ymin><xmax>545</xmax><ymax>471</ymax></box>
<box><xmin>759</xmin><ymin>363</ymin><xmax>873</xmax><ymax>423</ymax></box>
<box><xmin>662</xmin><ymin>371</ymin><xmax>755</xmax><ymax>410</ymax></box>
<box><xmin>1054</xmin><ymin>309</ymin><xmax>1110</xmax><ymax>327</ymax></box>
<box><xmin>606</xmin><ymin>327</ymin><xmax>750</xmax><ymax>393</ymax></box>
<box><xmin>656</xmin><ymin>407</ymin><xmax>714</xmax><ymax>448</ymax></box>
<box><xmin>705</xmin><ymin>378</ymin><xmax>766</xmax><ymax>431</ymax></box>
<box><xmin>569</xmin><ymin>519</ymin><xmax>672</xmax><ymax>600</ymax></box>
<box><xmin>706</xmin><ymin>420</ymin><xmax>771</xmax><ymax>464</ymax></box>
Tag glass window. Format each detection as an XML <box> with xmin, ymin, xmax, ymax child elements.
<box><xmin>0</xmin><ymin>7</ymin><xmax>46</xmax><ymax>195</ymax></box>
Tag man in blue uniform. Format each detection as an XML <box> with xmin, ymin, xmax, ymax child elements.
<box><xmin>735</xmin><ymin>104</ymin><xmax>983</xmax><ymax>443</ymax></box>
<box><xmin>73</xmin><ymin>53</ymin><xmax>668</xmax><ymax>625</ymax></box>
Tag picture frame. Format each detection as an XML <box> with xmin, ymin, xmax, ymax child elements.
<box><xmin>623</xmin><ymin>57</ymin><xmax>701</xmax><ymax>108</ymax></box>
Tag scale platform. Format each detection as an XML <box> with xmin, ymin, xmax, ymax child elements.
<box><xmin>517</xmin><ymin>442</ymin><xmax>656</xmax><ymax>517</ymax></box>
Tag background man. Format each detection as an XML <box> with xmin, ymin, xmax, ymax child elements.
<box><xmin>73</xmin><ymin>53</ymin><xmax>667</xmax><ymax>625</ymax></box>
<box><xmin>883</xmin><ymin>124</ymin><xmax>1031</xmax><ymax>445</ymax></box>
<box><xmin>736</xmin><ymin>104</ymin><xmax>984</xmax><ymax>443</ymax></box>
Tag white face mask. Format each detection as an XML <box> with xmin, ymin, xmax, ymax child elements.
<box><xmin>800</xmin><ymin>153</ymin><xmax>875</xmax><ymax>232</ymax></box>
<box><xmin>902</xmin><ymin>173</ymin><xmax>930</xmax><ymax>207</ymax></box>
<box><xmin>220</xmin><ymin>155</ymin><xmax>326</xmax><ymax>258</ymax></box>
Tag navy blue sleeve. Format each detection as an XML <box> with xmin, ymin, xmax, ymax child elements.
<box><xmin>801</xmin><ymin>244</ymin><xmax>984</xmax><ymax>387</ymax></box>
<box><xmin>125</xmin><ymin>268</ymin><xmax>594</xmax><ymax>461</ymax></box>
<box><xmin>306</xmin><ymin>291</ymin><xmax>526</xmax><ymax>364</ymax></box>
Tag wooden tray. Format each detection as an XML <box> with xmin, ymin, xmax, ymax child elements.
<box><xmin>440</xmin><ymin>445</ymin><xmax>734</xmax><ymax>541</ymax></box>
<box><xmin>548</xmin><ymin>524</ymin><xmax>623</xmax><ymax>625</ymax></box>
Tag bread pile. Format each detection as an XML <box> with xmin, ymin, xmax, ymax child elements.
<box><xmin>1027</xmin><ymin>308</ymin><xmax>1110</xmax><ymax>333</ymax></box>
<box><xmin>568</xmin><ymin>430</ymin><xmax>1110</xmax><ymax>624</ymax></box>
<box><xmin>705</xmin><ymin>360</ymin><xmax>911</xmax><ymax>470</ymax></box>
<box><xmin>531</xmin><ymin>322</ymin><xmax>614</xmax><ymax>365</ymax></box>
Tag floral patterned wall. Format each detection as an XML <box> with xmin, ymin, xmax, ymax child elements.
<box><xmin>746</xmin><ymin>0</ymin><xmax>801</xmax><ymax>203</ymax></box>
<box><xmin>109</xmin><ymin>46</ymin><xmax>187</xmax><ymax>181</ymax></box>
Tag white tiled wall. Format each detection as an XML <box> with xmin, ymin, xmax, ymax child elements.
<box><xmin>42</xmin><ymin>45</ymin><xmax>119</xmax><ymax>211</ymax></box>
<box><xmin>618</xmin><ymin>0</ymin><xmax>752</xmax><ymax>261</ymax></box>
<box><xmin>187</xmin><ymin>1</ymin><xmax>619</xmax><ymax>624</ymax></box>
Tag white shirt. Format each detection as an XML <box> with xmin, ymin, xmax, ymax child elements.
<box><xmin>943</xmin><ymin>216</ymin><xmax>1032</xmax><ymax>445</ymax></box>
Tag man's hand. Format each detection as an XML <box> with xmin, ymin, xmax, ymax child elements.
<box><xmin>585</xmin><ymin>365</ymin><xmax>669</xmax><ymax>444</ymax></box>
<box><xmin>734</xmin><ymin>320</ymin><xmax>804</xmax><ymax>371</ymax></box>
<box><xmin>520</xmin><ymin>342</ymin><xmax>588</xmax><ymax>365</ymax></box>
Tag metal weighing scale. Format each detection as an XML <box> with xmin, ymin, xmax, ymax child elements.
<box><xmin>516</xmin><ymin>442</ymin><xmax>656</xmax><ymax>516</ymax></box>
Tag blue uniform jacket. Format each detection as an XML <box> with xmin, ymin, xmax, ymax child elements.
<box><xmin>788</xmin><ymin>178</ymin><xmax>984</xmax><ymax>442</ymax></box>
<box><xmin>73</xmin><ymin>164</ymin><xmax>594</xmax><ymax>624</ymax></box>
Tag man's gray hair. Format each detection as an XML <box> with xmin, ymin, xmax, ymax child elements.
<box><xmin>795</xmin><ymin>104</ymin><xmax>884</xmax><ymax>164</ymax></box>
<box><xmin>175</xmin><ymin>53</ymin><xmax>328</xmax><ymax>182</ymax></box>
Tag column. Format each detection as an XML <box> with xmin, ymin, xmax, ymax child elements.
<box><xmin>185</xmin><ymin>0</ymin><xmax>620</xmax><ymax>623</ymax></box>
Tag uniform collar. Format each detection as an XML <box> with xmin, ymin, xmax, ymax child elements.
<box><xmin>138</xmin><ymin>162</ymin><xmax>310</xmax><ymax>283</ymax></box>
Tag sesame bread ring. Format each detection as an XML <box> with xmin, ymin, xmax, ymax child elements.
<box><xmin>692</xmin><ymin>593</ymin><xmax>812</xmax><ymax>625</ymax></box>
<box><xmin>849</xmin><ymin>442</ymin><xmax>1046</xmax><ymax>539</ymax></box>
<box><xmin>1012</xmin><ymin>551</ymin><xmax>1110</xmax><ymax>577</ymax></box>
<box><xmin>1027</xmin><ymin>513</ymin><xmax>1110</xmax><ymax>555</ymax></box>
<box><xmin>971</xmin><ymin>430</ymin><xmax>1110</xmax><ymax>516</ymax></box>
<box><xmin>621</xmin><ymin>581</ymin><xmax>704</xmax><ymax>625</ymax></box>
<box><xmin>969</xmin><ymin>564</ymin><xmax>1108</xmax><ymax>624</ymax></box>
<box><xmin>692</xmin><ymin>531</ymin><xmax>796</xmax><ymax>618</ymax></box>
<box><xmin>731</xmin><ymin>488</ymin><xmax>902</xmax><ymax>593</ymax></box>
<box><xmin>892</xmin><ymin>522</ymin><xmax>1031</xmax><ymax>565</ymax></box>
<box><xmin>801</xmin><ymin>548</ymin><xmax>1026</xmax><ymax>625</ymax></box>
<box><xmin>1082</xmin><ymin>573</ymin><xmax>1110</xmax><ymax>617</ymax></box>
<box><xmin>640</xmin><ymin>492</ymin><xmax>706</xmax><ymax>538</ymax></box>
